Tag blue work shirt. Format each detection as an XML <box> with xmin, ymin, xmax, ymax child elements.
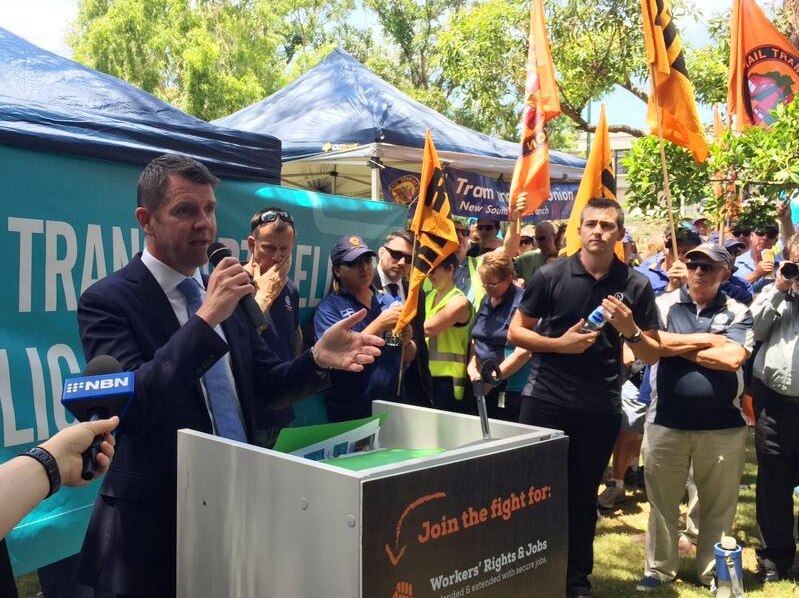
<box><xmin>314</xmin><ymin>286</ymin><xmax>401</xmax><ymax>422</ymax></box>
<box><xmin>735</xmin><ymin>249</ymin><xmax>782</xmax><ymax>293</ymax></box>
<box><xmin>257</xmin><ymin>280</ymin><xmax>300</xmax><ymax>430</ymax></box>
<box><xmin>635</xmin><ymin>259</ymin><xmax>669</xmax><ymax>296</ymax></box>
<box><xmin>471</xmin><ymin>284</ymin><xmax>530</xmax><ymax>393</ymax></box>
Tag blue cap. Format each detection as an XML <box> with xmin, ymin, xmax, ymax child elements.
<box><xmin>723</xmin><ymin>238</ymin><xmax>745</xmax><ymax>251</ymax></box>
<box><xmin>330</xmin><ymin>235</ymin><xmax>376</xmax><ymax>265</ymax></box>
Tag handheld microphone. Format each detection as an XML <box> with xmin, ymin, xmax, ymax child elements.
<box><xmin>207</xmin><ymin>242</ymin><xmax>269</xmax><ymax>334</ymax></box>
<box><xmin>61</xmin><ymin>355</ymin><xmax>134</xmax><ymax>480</ymax></box>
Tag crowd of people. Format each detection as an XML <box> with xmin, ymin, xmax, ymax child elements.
<box><xmin>7</xmin><ymin>152</ymin><xmax>799</xmax><ymax>598</ymax></box>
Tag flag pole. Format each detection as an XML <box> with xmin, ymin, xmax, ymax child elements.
<box><xmin>395</xmin><ymin>234</ymin><xmax>421</xmax><ymax>397</ymax></box>
<box><xmin>651</xmin><ymin>64</ymin><xmax>679</xmax><ymax>261</ymax></box>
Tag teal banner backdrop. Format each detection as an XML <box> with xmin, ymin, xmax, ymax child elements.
<box><xmin>0</xmin><ymin>144</ymin><xmax>406</xmax><ymax>574</ymax></box>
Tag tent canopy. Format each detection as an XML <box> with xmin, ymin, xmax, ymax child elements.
<box><xmin>0</xmin><ymin>28</ymin><xmax>281</xmax><ymax>183</ymax></box>
<box><xmin>214</xmin><ymin>48</ymin><xmax>584</xmax><ymax>197</ymax></box>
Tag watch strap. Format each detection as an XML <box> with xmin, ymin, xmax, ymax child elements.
<box><xmin>21</xmin><ymin>446</ymin><xmax>61</xmax><ymax>498</ymax></box>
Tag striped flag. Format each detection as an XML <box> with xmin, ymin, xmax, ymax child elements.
<box><xmin>509</xmin><ymin>0</ymin><xmax>562</xmax><ymax>217</ymax></box>
<box><xmin>641</xmin><ymin>0</ymin><xmax>709</xmax><ymax>162</ymax></box>
<box><xmin>564</xmin><ymin>104</ymin><xmax>623</xmax><ymax>259</ymax></box>
<box><xmin>393</xmin><ymin>131</ymin><xmax>459</xmax><ymax>334</ymax></box>
<box><xmin>728</xmin><ymin>0</ymin><xmax>799</xmax><ymax>131</ymax></box>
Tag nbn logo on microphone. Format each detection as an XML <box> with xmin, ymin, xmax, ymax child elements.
<box><xmin>63</xmin><ymin>372</ymin><xmax>134</xmax><ymax>399</ymax></box>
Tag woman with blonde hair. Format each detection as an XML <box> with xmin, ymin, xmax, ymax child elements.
<box><xmin>467</xmin><ymin>252</ymin><xmax>531</xmax><ymax>422</ymax></box>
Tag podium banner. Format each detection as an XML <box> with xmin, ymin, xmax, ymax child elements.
<box><xmin>363</xmin><ymin>436</ymin><xmax>568</xmax><ymax>597</ymax></box>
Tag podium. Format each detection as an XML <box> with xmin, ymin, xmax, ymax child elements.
<box><xmin>177</xmin><ymin>401</ymin><xmax>568</xmax><ymax>597</ymax></box>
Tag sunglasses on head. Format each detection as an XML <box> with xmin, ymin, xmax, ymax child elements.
<box><xmin>477</xmin><ymin>224</ymin><xmax>497</xmax><ymax>231</ymax></box>
<box><xmin>686</xmin><ymin>262</ymin><xmax>724</xmax><ymax>272</ymax></box>
<box><xmin>252</xmin><ymin>210</ymin><xmax>294</xmax><ymax>231</ymax></box>
<box><xmin>383</xmin><ymin>246</ymin><xmax>412</xmax><ymax>262</ymax></box>
<box><xmin>754</xmin><ymin>228</ymin><xmax>778</xmax><ymax>239</ymax></box>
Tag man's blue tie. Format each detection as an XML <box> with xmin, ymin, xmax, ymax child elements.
<box><xmin>177</xmin><ymin>278</ymin><xmax>247</xmax><ymax>442</ymax></box>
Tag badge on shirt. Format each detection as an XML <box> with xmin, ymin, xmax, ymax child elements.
<box><xmin>284</xmin><ymin>295</ymin><xmax>293</xmax><ymax>312</ymax></box>
<box><xmin>340</xmin><ymin>308</ymin><xmax>356</xmax><ymax>318</ymax></box>
<box><xmin>710</xmin><ymin>312</ymin><xmax>730</xmax><ymax>332</ymax></box>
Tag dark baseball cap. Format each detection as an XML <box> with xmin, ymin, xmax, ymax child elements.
<box><xmin>664</xmin><ymin>225</ymin><xmax>702</xmax><ymax>249</ymax></box>
<box><xmin>330</xmin><ymin>235</ymin><xmax>376</xmax><ymax>265</ymax></box>
<box><xmin>685</xmin><ymin>242</ymin><xmax>734</xmax><ymax>269</ymax></box>
<box><xmin>723</xmin><ymin>238</ymin><xmax>746</xmax><ymax>252</ymax></box>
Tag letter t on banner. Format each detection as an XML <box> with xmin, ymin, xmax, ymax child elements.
<box><xmin>509</xmin><ymin>0</ymin><xmax>562</xmax><ymax>218</ymax></box>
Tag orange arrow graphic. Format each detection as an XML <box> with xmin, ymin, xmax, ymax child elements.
<box><xmin>385</xmin><ymin>491</ymin><xmax>447</xmax><ymax>566</ymax></box>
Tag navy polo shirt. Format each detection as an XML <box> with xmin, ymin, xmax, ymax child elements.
<box><xmin>314</xmin><ymin>287</ymin><xmax>401</xmax><ymax>422</ymax></box>
<box><xmin>519</xmin><ymin>254</ymin><xmax>660</xmax><ymax>413</ymax></box>
<box><xmin>648</xmin><ymin>287</ymin><xmax>753</xmax><ymax>430</ymax></box>
<box><xmin>257</xmin><ymin>280</ymin><xmax>300</xmax><ymax>429</ymax></box>
<box><xmin>472</xmin><ymin>284</ymin><xmax>530</xmax><ymax>393</ymax></box>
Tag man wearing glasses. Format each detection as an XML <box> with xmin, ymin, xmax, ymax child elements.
<box><xmin>509</xmin><ymin>221</ymin><xmax>560</xmax><ymax>287</ymax></box>
<box><xmin>735</xmin><ymin>224</ymin><xmax>782</xmax><ymax>293</ymax></box>
<box><xmin>637</xmin><ymin>242</ymin><xmax>753</xmax><ymax>592</ymax></box>
<box><xmin>374</xmin><ymin>231</ymin><xmax>433</xmax><ymax>406</ymax></box>
<box><xmin>467</xmin><ymin>218</ymin><xmax>503</xmax><ymax>257</ymax></box>
<box><xmin>245</xmin><ymin>207</ymin><xmax>302</xmax><ymax>448</ymax></box>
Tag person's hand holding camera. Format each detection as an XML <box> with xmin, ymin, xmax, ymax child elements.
<box><xmin>776</xmin><ymin>261</ymin><xmax>799</xmax><ymax>293</ymax></box>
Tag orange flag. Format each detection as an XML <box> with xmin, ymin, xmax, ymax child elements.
<box><xmin>728</xmin><ymin>0</ymin><xmax>799</xmax><ymax>131</ymax></box>
<box><xmin>393</xmin><ymin>131</ymin><xmax>459</xmax><ymax>334</ymax></box>
<box><xmin>564</xmin><ymin>105</ymin><xmax>623</xmax><ymax>259</ymax></box>
<box><xmin>509</xmin><ymin>0</ymin><xmax>562</xmax><ymax>217</ymax></box>
<box><xmin>641</xmin><ymin>0</ymin><xmax>709</xmax><ymax>162</ymax></box>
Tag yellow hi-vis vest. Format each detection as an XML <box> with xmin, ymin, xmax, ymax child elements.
<box><xmin>426</xmin><ymin>286</ymin><xmax>473</xmax><ymax>400</ymax></box>
<box><xmin>466</xmin><ymin>255</ymin><xmax>485</xmax><ymax>307</ymax></box>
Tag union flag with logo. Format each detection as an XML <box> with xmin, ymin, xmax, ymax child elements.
<box><xmin>509</xmin><ymin>0</ymin><xmax>561</xmax><ymax>217</ymax></box>
<box><xmin>393</xmin><ymin>131</ymin><xmax>459</xmax><ymax>334</ymax></box>
<box><xmin>728</xmin><ymin>0</ymin><xmax>799</xmax><ymax>130</ymax></box>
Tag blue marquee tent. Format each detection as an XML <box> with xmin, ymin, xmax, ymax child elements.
<box><xmin>0</xmin><ymin>28</ymin><xmax>281</xmax><ymax>183</ymax></box>
<box><xmin>215</xmin><ymin>48</ymin><xmax>585</xmax><ymax>198</ymax></box>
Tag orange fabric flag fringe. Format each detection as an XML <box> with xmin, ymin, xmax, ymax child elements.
<box><xmin>509</xmin><ymin>0</ymin><xmax>562</xmax><ymax>217</ymax></box>
<box><xmin>728</xmin><ymin>0</ymin><xmax>799</xmax><ymax>131</ymax></box>
<box><xmin>564</xmin><ymin>104</ymin><xmax>623</xmax><ymax>260</ymax></box>
<box><xmin>641</xmin><ymin>0</ymin><xmax>709</xmax><ymax>162</ymax></box>
<box><xmin>393</xmin><ymin>131</ymin><xmax>459</xmax><ymax>334</ymax></box>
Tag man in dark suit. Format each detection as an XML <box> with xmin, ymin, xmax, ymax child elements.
<box><xmin>374</xmin><ymin>231</ymin><xmax>433</xmax><ymax>406</ymax></box>
<box><xmin>75</xmin><ymin>154</ymin><xmax>383</xmax><ymax>597</ymax></box>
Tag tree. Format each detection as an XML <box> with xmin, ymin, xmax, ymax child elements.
<box><xmin>69</xmin><ymin>0</ymin><xmax>355</xmax><ymax>121</ymax></box>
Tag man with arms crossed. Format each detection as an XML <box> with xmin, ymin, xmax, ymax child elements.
<box><xmin>75</xmin><ymin>154</ymin><xmax>382</xmax><ymax>596</ymax></box>
<box><xmin>508</xmin><ymin>197</ymin><xmax>661</xmax><ymax>598</ymax></box>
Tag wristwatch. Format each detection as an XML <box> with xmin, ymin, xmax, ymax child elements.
<box><xmin>623</xmin><ymin>328</ymin><xmax>643</xmax><ymax>344</ymax></box>
<box><xmin>21</xmin><ymin>446</ymin><xmax>61</xmax><ymax>498</ymax></box>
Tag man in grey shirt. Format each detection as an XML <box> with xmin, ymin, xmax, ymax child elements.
<box><xmin>750</xmin><ymin>232</ymin><xmax>799</xmax><ymax>583</ymax></box>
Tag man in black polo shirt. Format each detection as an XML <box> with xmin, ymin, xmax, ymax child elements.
<box><xmin>508</xmin><ymin>197</ymin><xmax>661</xmax><ymax>598</ymax></box>
<box><xmin>245</xmin><ymin>206</ymin><xmax>302</xmax><ymax>448</ymax></box>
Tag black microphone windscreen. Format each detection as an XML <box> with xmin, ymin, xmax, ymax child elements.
<box><xmin>207</xmin><ymin>242</ymin><xmax>232</xmax><ymax>267</ymax></box>
<box><xmin>83</xmin><ymin>355</ymin><xmax>122</xmax><ymax>377</ymax></box>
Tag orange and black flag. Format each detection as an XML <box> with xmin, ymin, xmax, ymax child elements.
<box><xmin>564</xmin><ymin>104</ymin><xmax>623</xmax><ymax>259</ymax></box>
<box><xmin>728</xmin><ymin>0</ymin><xmax>799</xmax><ymax>131</ymax></box>
<box><xmin>393</xmin><ymin>131</ymin><xmax>459</xmax><ymax>335</ymax></box>
<box><xmin>641</xmin><ymin>0</ymin><xmax>708</xmax><ymax>162</ymax></box>
<box><xmin>509</xmin><ymin>0</ymin><xmax>562</xmax><ymax>217</ymax></box>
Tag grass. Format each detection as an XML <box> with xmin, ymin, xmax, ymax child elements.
<box><xmin>591</xmin><ymin>431</ymin><xmax>799</xmax><ymax>597</ymax></box>
<box><xmin>13</xmin><ymin>432</ymin><xmax>799</xmax><ymax>597</ymax></box>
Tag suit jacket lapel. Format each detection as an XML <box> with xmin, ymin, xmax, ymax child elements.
<box><xmin>126</xmin><ymin>254</ymin><xmax>181</xmax><ymax>340</ymax></box>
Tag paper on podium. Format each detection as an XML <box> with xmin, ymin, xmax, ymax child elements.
<box><xmin>272</xmin><ymin>413</ymin><xmax>387</xmax><ymax>460</ymax></box>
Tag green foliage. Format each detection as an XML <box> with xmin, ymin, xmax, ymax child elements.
<box><xmin>685</xmin><ymin>11</ymin><xmax>729</xmax><ymax>105</ymax></box>
<box><xmin>622</xmin><ymin>136</ymin><xmax>711</xmax><ymax>219</ymax></box>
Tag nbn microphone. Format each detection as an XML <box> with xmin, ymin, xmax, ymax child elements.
<box><xmin>62</xmin><ymin>355</ymin><xmax>134</xmax><ymax>479</ymax></box>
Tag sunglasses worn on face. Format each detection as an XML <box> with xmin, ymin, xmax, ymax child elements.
<box><xmin>383</xmin><ymin>246</ymin><xmax>412</xmax><ymax>262</ymax></box>
<box><xmin>686</xmin><ymin>262</ymin><xmax>724</xmax><ymax>273</ymax></box>
<box><xmin>535</xmin><ymin>235</ymin><xmax>548</xmax><ymax>242</ymax></box>
<box><xmin>755</xmin><ymin>228</ymin><xmax>778</xmax><ymax>239</ymax></box>
<box><xmin>341</xmin><ymin>255</ymin><xmax>374</xmax><ymax>268</ymax></box>
<box><xmin>477</xmin><ymin>225</ymin><xmax>497</xmax><ymax>231</ymax></box>
<box><xmin>252</xmin><ymin>210</ymin><xmax>294</xmax><ymax>231</ymax></box>
<box><xmin>520</xmin><ymin>237</ymin><xmax>534</xmax><ymax>244</ymax></box>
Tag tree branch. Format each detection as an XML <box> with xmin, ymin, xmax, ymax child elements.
<box><xmin>558</xmin><ymin>95</ymin><xmax>645</xmax><ymax>137</ymax></box>
<box><xmin>620</xmin><ymin>79</ymin><xmax>649</xmax><ymax>103</ymax></box>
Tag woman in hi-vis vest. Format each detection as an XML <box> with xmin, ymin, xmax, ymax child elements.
<box><xmin>424</xmin><ymin>253</ymin><xmax>474</xmax><ymax>413</ymax></box>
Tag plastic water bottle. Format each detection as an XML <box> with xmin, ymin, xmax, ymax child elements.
<box><xmin>384</xmin><ymin>300</ymin><xmax>403</xmax><ymax>347</ymax></box>
<box><xmin>714</xmin><ymin>536</ymin><xmax>745</xmax><ymax>597</ymax></box>
<box><xmin>580</xmin><ymin>306</ymin><xmax>607</xmax><ymax>333</ymax></box>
